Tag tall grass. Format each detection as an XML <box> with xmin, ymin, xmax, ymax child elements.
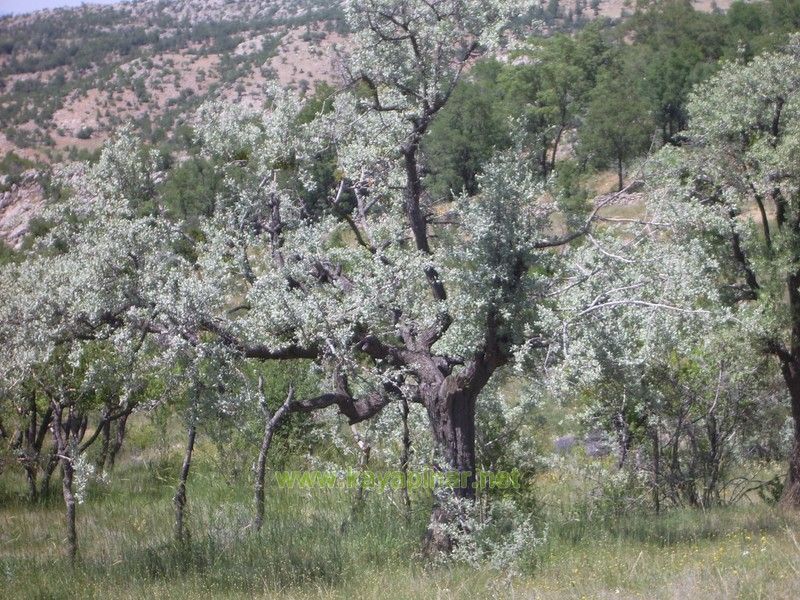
<box><xmin>2</xmin><ymin>434</ymin><xmax>800</xmax><ymax>599</ymax></box>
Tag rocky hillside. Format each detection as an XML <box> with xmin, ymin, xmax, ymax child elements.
<box><xmin>0</xmin><ymin>0</ymin><xmax>735</xmax><ymax>247</ymax></box>
<box><xmin>0</xmin><ymin>0</ymin><xmax>347</xmax><ymax>164</ymax></box>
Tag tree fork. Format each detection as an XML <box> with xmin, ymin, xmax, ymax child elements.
<box><xmin>253</xmin><ymin>383</ymin><xmax>293</xmax><ymax>531</ymax></box>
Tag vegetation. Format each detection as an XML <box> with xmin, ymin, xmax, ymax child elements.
<box><xmin>3</xmin><ymin>0</ymin><xmax>800</xmax><ymax>598</ymax></box>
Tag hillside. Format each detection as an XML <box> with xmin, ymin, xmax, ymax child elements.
<box><xmin>0</xmin><ymin>0</ymin><xmax>346</xmax><ymax>162</ymax></box>
<box><xmin>0</xmin><ymin>0</ymin><xmax>737</xmax><ymax>247</ymax></box>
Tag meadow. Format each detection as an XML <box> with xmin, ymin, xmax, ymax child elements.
<box><xmin>2</xmin><ymin>417</ymin><xmax>798</xmax><ymax>600</ymax></box>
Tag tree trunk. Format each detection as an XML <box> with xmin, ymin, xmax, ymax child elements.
<box><xmin>106</xmin><ymin>413</ymin><xmax>128</xmax><ymax>472</ymax></box>
<box><xmin>253</xmin><ymin>420</ymin><xmax>276</xmax><ymax>532</ymax></box>
<box><xmin>253</xmin><ymin>384</ymin><xmax>292</xmax><ymax>531</ymax></box>
<box><xmin>422</xmin><ymin>387</ymin><xmax>478</xmax><ymax>555</ymax></box>
<box><xmin>778</xmin><ymin>357</ymin><xmax>800</xmax><ymax>507</ymax></box>
<box><xmin>24</xmin><ymin>466</ymin><xmax>38</xmax><ymax>502</ymax></box>
<box><xmin>651</xmin><ymin>422</ymin><xmax>661</xmax><ymax>515</ymax></box>
<box><xmin>95</xmin><ymin>410</ymin><xmax>111</xmax><ymax>472</ymax></box>
<box><xmin>51</xmin><ymin>403</ymin><xmax>77</xmax><ymax>564</ymax></box>
<box><xmin>351</xmin><ymin>425</ymin><xmax>371</xmax><ymax>504</ymax></box>
<box><xmin>61</xmin><ymin>452</ymin><xmax>77</xmax><ymax>565</ymax></box>
<box><xmin>400</xmin><ymin>395</ymin><xmax>411</xmax><ymax>513</ymax></box>
<box><xmin>550</xmin><ymin>125</ymin><xmax>565</xmax><ymax>174</ymax></box>
<box><xmin>617</xmin><ymin>156</ymin><xmax>624</xmax><ymax>191</ymax></box>
<box><xmin>613</xmin><ymin>411</ymin><xmax>632</xmax><ymax>469</ymax></box>
<box><xmin>174</xmin><ymin>423</ymin><xmax>196</xmax><ymax>544</ymax></box>
<box><xmin>40</xmin><ymin>447</ymin><xmax>58</xmax><ymax>499</ymax></box>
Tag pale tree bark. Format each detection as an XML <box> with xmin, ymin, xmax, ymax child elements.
<box><xmin>50</xmin><ymin>401</ymin><xmax>77</xmax><ymax>565</ymax></box>
<box><xmin>253</xmin><ymin>382</ymin><xmax>293</xmax><ymax>531</ymax></box>
<box><xmin>174</xmin><ymin>421</ymin><xmax>196</xmax><ymax>544</ymax></box>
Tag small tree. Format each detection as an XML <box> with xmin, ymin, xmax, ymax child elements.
<box><xmin>581</xmin><ymin>68</ymin><xmax>654</xmax><ymax>190</ymax></box>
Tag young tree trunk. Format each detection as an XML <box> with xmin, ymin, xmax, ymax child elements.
<box><xmin>253</xmin><ymin>383</ymin><xmax>293</xmax><ymax>532</ymax></box>
<box><xmin>20</xmin><ymin>392</ymin><xmax>51</xmax><ymax>503</ymax></box>
<box><xmin>778</xmin><ymin>356</ymin><xmax>800</xmax><ymax>507</ymax></box>
<box><xmin>174</xmin><ymin>423</ymin><xmax>196</xmax><ymax>544</ymax></box>
<box><xmin>253</xmin><ymin>422</ymin><xmax>276</xmax><ymax>532</ymax></box>
<box><xmin>40</xmin><ymin>447</ymin><xmax>58</xmax><ymax>499</ymax></box>
<box><xmin>24</xmin><ymin>465</ymin><xmax>38</xmax><ymax>503</ymax></box>
<box><xmin>651</xmin><ymin>422</ymin><xmax>661</xmax><ymax>515</ymax></box>
<box><xmin>400</xmin><ymin>395</ymin><xmax>412</xmax><ymax>513</ymax></box>
<box><xmin>50</xmin><ymin>403</ymin><xmax>77</xmax><ymax>564</ymax></box>
<box><xmin>549</xmin><ymin>125</ymin><xmax>565</xmax><ymax>174</ymax></box>
<box><xmin>106</xmin><ymin>413</ymin><xmax>128</xmax><ymax>472</ymax></box>
<box><xmin>613</xmin><ymin>411</ymin><xmax>632</xmax><ymax>469</ymax></box>
<box><xmin>61</xmin><ymin>450</ymin><xmax>77</xmax><ymax>565</ymax></box>
<box><xmin>351</xmin><ymin>424</ymin><xmax>371</xmax><ymax>504</ymax></box>
<box><xmin>617</xmin><ymin>156</ymin><xmax>624</xmax><ymax>192</ymax></box>
<box><xmin>95</xmin><ymin>409</ymin><xmax>111</xmax><ymax>472</ymax></box>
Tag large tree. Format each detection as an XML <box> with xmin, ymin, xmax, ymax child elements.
<box><xmin>0</xmin><ymin>0</ymin><xmax>699</xmax><ymax>557</ymax></box>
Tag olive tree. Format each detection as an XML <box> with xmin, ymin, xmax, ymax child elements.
<box><xmin>0</xmin><ymin>0</ymin><xmax>706</xmax><ymax>557</ymax></box>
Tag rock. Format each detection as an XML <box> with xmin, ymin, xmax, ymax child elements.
<box><xmin>554</xmin><ymin>435</ymin><xmax>577</xmax><ymax>455</ymax></box>
<box><xmin>584</xmin><ymin>429</ymin><xmax>612</xmax><ymax>458</ymax></box>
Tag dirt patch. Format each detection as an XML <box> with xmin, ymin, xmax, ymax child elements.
<box><xmin>267</xmin><ymin>27</ymin><xmax>346</xmax><ymax>90</ymax></box>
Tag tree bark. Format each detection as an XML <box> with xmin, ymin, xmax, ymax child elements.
<box><xmin>50</xmin><ymin>403</ymin><xmax>77</xmax><ymax>564</ymax></box>
<box><xmin>778</xmin><ymin>355</ymin><xmax>800</xmax><ymax>508</ymax></box>
<box><xmin>351</xmin><ymin>424</ymin><xmax>371</xmax><ymax>504</ymax></box>
<box><xmin>400</xmin><ymin>395</ymin><xmax>412</xmax><ymax>513</ymax></box>
<box><xmin>614</xmin><ymin>411</ymin><xmax>632</xmax><ymax>469</ymax></box>
<box><xmin>253</xmin><ymin>385</ymin><xmax>293</xmax><ymax>531</ymax></box>
<box><xmin>253</xmin><ymin>422</ymin><xmax>276</xmax><ymax>532</ymax></box>
<box><xmin>174</xmin><ymin>423</ymin><xmax>196</xmax><ymax>544</ymax></box>
<box><xmin>40</xmin><ymin>446</ymin><xmax>58</xmax><ymax>499</ymax></box>
<box><xmin>421</xmin><ymin>385</ymin><xmax>480</xmax><ymax>555</ymax></box>
<box><xmin>777</xmin><ymin>269</ymin><xmax>800</xmax><ymax>508</ymax></box>
<box><xmin>106</xmin><ymin>413</ymin><xmax>128</xmax><ymax>472</ymax></box>
<box><xmin>95</xmin><ymin>409</ymin><xmax>111</xmax><ymax>472</ymax></box>
<box><xmin>651</xmin><ymin>422</ymin><xmax>661</xmax><ymax>515</ymax></box>
<box><xmin>61</xmin><ymin>450</ymin><xmax>77</xmax><ymax>565</ymax></box>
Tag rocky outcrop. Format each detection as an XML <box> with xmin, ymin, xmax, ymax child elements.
<box><xmin>0</xmin><ymin>170</ymin><xmax>45</xmax><ymax>248</ymax></box>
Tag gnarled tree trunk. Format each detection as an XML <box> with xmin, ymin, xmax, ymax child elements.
<box><xmin>422</xmin><ymin>377</ymin><xmax>486</xmax><ymax>555</ymax></box>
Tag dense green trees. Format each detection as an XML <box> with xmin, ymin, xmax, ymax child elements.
<box><xmin>420</xmin><ymin>0</ymin><xmax>800</xmax><ymax>200</ymax></box>
<box><xmin>580</xmin><ymin>67</ymin><xmax>653</xmax><ymax>190</ymax></box>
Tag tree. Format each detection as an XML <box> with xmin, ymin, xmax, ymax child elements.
<box><xmin>581</xmin><ymin>67</ymin><xmax>653</xmax><ymax>190</ymax></box>
<box><xmin>0</xmin><ymin>0</ymin><xmax>688</xmax><ymax>558</ymax></box>
<box><xmin>647</xmin><ymin>36</ymin><xmax>800</xmax><ymax>506</ymax></box>
<box><xmin>424</xmin><ymin>60</ymin><xmax>510</xmax><ymax>198</ymax></box>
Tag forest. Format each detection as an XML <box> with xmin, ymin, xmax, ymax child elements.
<box><xmin>4</xmin><ymin>0</ymin><xmax>800</xmax><ymax>598</ymax></box>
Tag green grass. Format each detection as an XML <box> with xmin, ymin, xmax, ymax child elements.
<box><xmin>2</xmin><ymin>436</ymin><xmax>800</xmax><ymax>599</ymax></box>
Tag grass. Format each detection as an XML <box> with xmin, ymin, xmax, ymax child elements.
<box><xmin>2</xmin><ymin>433</ymin><xmax>800</xmax><ymax>599</ymax></box>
